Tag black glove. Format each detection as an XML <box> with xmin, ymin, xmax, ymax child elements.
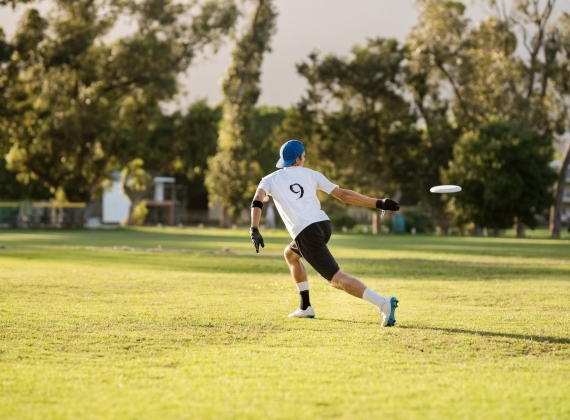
<box><xmin>250</xmin><ymin>227</ymin><xmax>265</xmax><ymax>253</ymax></box>
<box><xmin>376</xmin><ymin>198</ymin><xmax>400</xmax><ymax>211</ymax></box>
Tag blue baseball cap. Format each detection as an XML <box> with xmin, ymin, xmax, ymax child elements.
<box><xmin>276</xmin><ymin>140</ymin><xmax>304</xmax><ymax>168</ymax></box>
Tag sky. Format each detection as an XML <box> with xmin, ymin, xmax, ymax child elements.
<box><xmin>1</xmin><ymin>0</ymin><xmax>570</xmax><ymax>108</ymax></box>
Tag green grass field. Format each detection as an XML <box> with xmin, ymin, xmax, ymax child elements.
<box><xmin>1</xmin><ymin>227</ymin><xmax>569</xmax><ymax>419</ymax></box>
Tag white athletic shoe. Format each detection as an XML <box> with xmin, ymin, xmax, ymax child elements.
<box><xmin>288</xmin><ymin>306</ymin><xmax>315</xmax><ymax>318</ymax></box>
<box><xmin>379</xmin><ymin>296</ymin><xmax>398</xmax><ymax>327</ymax></box>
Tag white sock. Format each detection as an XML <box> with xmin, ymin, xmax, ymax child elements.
<box><xmin>362</xmin><ymin>288</ymin><xmax>386</xmax><ymax>309</ymax></box>
<box><xmin>295</xmin><ymin>281</ymin><xmax>309</xmax><ymax>292</ymax></box>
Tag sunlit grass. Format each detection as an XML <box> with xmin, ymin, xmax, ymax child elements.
<box><xmin>1</xmin><ymin>228</ymin><xmax>569</xmax><ymax>419</ymax></box>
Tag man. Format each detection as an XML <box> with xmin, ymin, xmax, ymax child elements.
<box><xmin>250</xmin><ymin>140</ymin><xmax>400</xmax><ymax>327</ymax></box>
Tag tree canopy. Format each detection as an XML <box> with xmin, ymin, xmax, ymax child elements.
<box><xmin>276</xmin><ymin>38</ymin><xmax>422</xmax><ymax>205</ymax></box>
<box><xmin>0</xmin><ymin>0</ymin><xmax>237</xmax><ymax>206</ymax></box>
<box><xmin>2</xmin><ymin>0</ymin><xmax>570</xmax><ymax>235</ymax></box>
<box><xmin>443</xmin><ymin>120</ymin><xmax>557</xmax><ymax>233</ymax></box>
<box><xmin>205</xmin><ymin>0</ymin><xmax>277</xmax><ymax>224</ymax></box>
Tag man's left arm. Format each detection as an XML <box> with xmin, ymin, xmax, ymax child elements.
<box><xmin>330</xmin><ymin>188</ymin><xmax>400</xmax><ymax>211</ymax></box>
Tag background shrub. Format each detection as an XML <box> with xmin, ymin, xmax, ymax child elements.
<box><xmin>403</xmin><ymin>209</ymin><xmax>435</xmax><ymax>233</ymax></box>
<box><xmin>131</xmin><ymin>201</ymin><xmax>149</xmax><ymax>226</ymax></box>
<box><xmin>330</xmin><ymin>212</ymin><xmax>357</xmax><ymax>230</ymax></box>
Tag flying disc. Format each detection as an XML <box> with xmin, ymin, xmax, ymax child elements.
<box><xmin>430</xmin><ymin>185</ymin><xmax>462</xmax><ymax>193</ymax></box>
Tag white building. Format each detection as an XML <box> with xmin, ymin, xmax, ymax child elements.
<box><xmin>102</xmin><ymin>172</ymin><xmax>176</xmax><ymax>224</ymax></box>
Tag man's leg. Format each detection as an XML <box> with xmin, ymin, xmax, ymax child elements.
<box><xmin>331</xmin><ymin>269</ymin><xmax>398</xmax><ymax>327</ymax></box>
<box><xmin>329</xmin><ymin>269</ymin><xmax>367</xmax><ymax>298</ymax></box>
<box><xmin>284</xmin><ymin>245</ymin><xmax>314</xmax><ymax>318</ymax></box>
<box><xmin>284</xmin><ymin>245</ymin><xmax>308</xmax><ymax>284</ymax></box>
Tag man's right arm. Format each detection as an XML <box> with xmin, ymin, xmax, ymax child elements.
<box><xmin>330</xmin><ymin>188</ymin><xmax>400</xmax><ymax>211</ymax></box>
<box><xmin>250</xmin><ymin>188</ymin><xmax>267</xmax><ymax>253</ymax></box>
<box><xmin>251</xmin><ymin>188</ymin><xmax>267</xmax><ymax>228</ymax></box>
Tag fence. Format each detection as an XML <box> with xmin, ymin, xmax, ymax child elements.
<box><xmin>0</xmin><ymin>200</ymin><xmax>210</xmax><ymax>227</ymax></box>
<box><xmin>0</xmin><ymin>202</ymin><xmax>19</xmax><ymax>227</ymax></box>
<box><xmin>0</xmin><ymin>201</ymin><xmax>86</xmax><ymax>228</ymax></box>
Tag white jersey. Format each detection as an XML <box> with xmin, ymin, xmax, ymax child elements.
<box><xmin>258</xmin><ymin>167</ymin><xmax>338</xmax><ymax>238</ymax></box>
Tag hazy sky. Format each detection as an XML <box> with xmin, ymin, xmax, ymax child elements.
<box><xmin>2</xmin><ymin>1</ymin><xmax>570</xmax><ymax>108</ymax></box>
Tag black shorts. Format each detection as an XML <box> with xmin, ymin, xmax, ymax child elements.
<box><xmin>288</xmin><ymin>220</ymin><xmax>340</xmax><ymax>281</ymax></box>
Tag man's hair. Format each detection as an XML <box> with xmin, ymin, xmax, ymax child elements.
<box><xmin>291</xmin><ymin>153</ymin><xmax>303</xmax><ymax>166</ymax></box>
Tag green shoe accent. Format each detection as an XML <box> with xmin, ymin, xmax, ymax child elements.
<box><xmin>386</xmin><ymin>297</ymin><xmax>398</xmax><ymax>327</ymax></box>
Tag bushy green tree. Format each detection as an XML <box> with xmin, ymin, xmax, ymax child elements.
<box><xmin>1</xmin><ymin>0</ymin><xmax>237</xmax><ymax>211</ymax></box>
<box><xmin>0</xmin><ymin>0</ymin><xmax>32</xmax><ymax>6</ymax></box>
<box><xmin>0</xmin><ymin>140</ymin><xmax>50</xmax><ymax>200</ymax></box>
<box><xmin>250</xmin><ymin>106</ymin><xmax>285</xmax><ymax>175</ymax></box>
<box><xmin>548</xmin><ymin>11</ymin><xmax>570</xmax><ymax>238</ymax></box>
<box><xmin>408</xmin><ymin>0</ymin><xmax>569</xmax><ymax>236</ymax></box>
<box><xmin>0</xmin><ymin>24</ymin><xmax>50</xmax><ymax>200</ymax></box>
<box><xmin>180</xmin><ymin>103</ymin><xmax>281</xmax><ymax>217</ymax></box>
<box><xmin>116</xmin><ymin>100</ymin><xmax>283</xmax><ymax>223</ymax></box>
<box><xmin>443</xmin><ymin>121</ymin><xmax>556</xmax><ymax>235</ymax></box>
<box><xmin>402</xmin><ymin>209</ymin><xmax>436</xmax><ymax>234</ymax></box>
<box><xmin>205</xmin><ymin>0</ymin><xmax>277</xmax><ymax>226</ymax></box>
<box><xmin>405</xmin><ymin>20</ymin><xmax>462</xmax><ymax>231</ymax></box>
<box><xmin>408</xmin><ymin>0</ymin><xmax>563</xmax><ymax>131</ymax></box>
<box><xmin>407</xmin><ymin>1</ymin><xmax>473</xmax><ymax>125</ymax></box>
<box><xmin>173</xmin><ymin>101</ymin><xmax>223</xmax><ymax>214</ymax></box>
<box><xmin>274</xmin><ymin>38</ymin><xmax>422</xmax><ymax>233</ymax></box>
<box><xmin>119</xmin><ymin>99</ymin><xmax>223</xmax><ymax>224</ymax></box>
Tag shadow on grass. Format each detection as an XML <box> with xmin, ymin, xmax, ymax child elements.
<box><xmin>400</xmin><ymin>325</ymin><xmax>570</xmax><ymax>345</ymax></box>
<box><xmin>312</xmin><ymin>319</ymin><xmax>570</xmax><ymax>345</ymax></box>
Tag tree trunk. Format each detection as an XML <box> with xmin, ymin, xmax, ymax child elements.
<box><xmin>437</xmin><ymin>210</ymin><xmax>449</xmax><ymax>235</ymax></box>
<box><xmin>219</xmin><ymin>203</ymin><xmax>232</xmax><ymax>229</ymax></box>
<box><xmin>513</xmin><ymin>217</ymin><xmax>526</xmax><ymax>238</ymax></box>
<box><xmin>472</xmin><ymin>224</ymin><xmax>482</xmax><ymax>236</ymax></box>
<box><xmin>372</xmin><ymin>210</ymin><xmax>382</xmax><ymax>234</ymax></box>
<box><xmin>549</xmin><ymin>142</ymin><xmax>570</xmax><ymax>239</ymax></box>
<box><xmin>127</xmin><ymin>194</ymin><xmax>145</xmax><ymax>226</ymax></box>
<box><xmin>127</xmin><ymin>200</ymin><xmax>138</xmax><ymax>226</ymax></box>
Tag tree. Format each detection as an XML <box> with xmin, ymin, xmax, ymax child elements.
<box><xmin>409</xmin><ymin>0</ymin><xmax>569</xmax><ymax>236</ymax></box>
<box><xmin>405</xmin><ymin>0</ymin><xmax>542</xmax><ymax>232</ymax></box>
<box><xmin>179</xmin><ymin>101</ymin><xmax>223</xmax><ymax>213</ymax></box>
<box><xmin>205</xmin><ymin>0</ymin><xmax>277</xmax><ymax>226</ymax></box>
<box><xmin>443</xmin><ymin>121</ymin><xmax>556</xmax><ymax>236</ymax></box>
<box><xmin>407</xmin><ymin>1</ymin><xmax>476</xmax><ymax>127</ymax></box>
<box><xmin>405</xmin><ymin>14</ymin><xmax>463</xmax><ymax>232</ymax></box>
<box><xmin>548</xmin><ymin>11</ymin><xmax>570</xmax><ymax>238</ymax></box>
<box><xmin>1</xmin><ymin>0</ymin><xmax>237</xmax><ymax>214</ymax></box>
<box><xmin>0</xmin><ymin>0</ymin><xmax>33</xmax><ymax>7</ymax></box>
<box><xmin>409</xmin><ymin>0</ymin><xmax>563</xmax><ymax>130</ymax></box>
<box><xmin>120</xmin><ymin>158</ymin><xmax>152</xmax><ymax>226</ymax></box>
<box><xmin>274</xmin><ymin>38</ymin><xmax>422</xmax><ymax>231</ymax></box>
<box><xmin>176</xmin><ymin>103</ymin><xmax>280</xmax><ymax>222</ymax></box>
<box><xmin>406</xmin><ymin>1</ymin><xmax>523</xmax><ymax>232</ymax></box>
<box><xmin>119</xmin><ymin>100</ymin><xmax>222</xmax><ymax>224</ymax></box>
<box><xmin>250</xmin><ymin>106</ymin><xmax>285</xmax><ymax>175</ymax></box>
<box><xmin>0</xmin><ymin>137</ymin><xmax>50</xmax><ymax>200</ymax></box>
<box><xmin>0</xmin><ymin>24</ymin><xmax>50</xmax><ymax>199</ymax></box>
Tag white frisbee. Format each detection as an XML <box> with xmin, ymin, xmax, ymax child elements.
<box><xmin>430</xmin><ymin>185</ymin><xmax>462</xmax><ymax>193</ymax></box>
